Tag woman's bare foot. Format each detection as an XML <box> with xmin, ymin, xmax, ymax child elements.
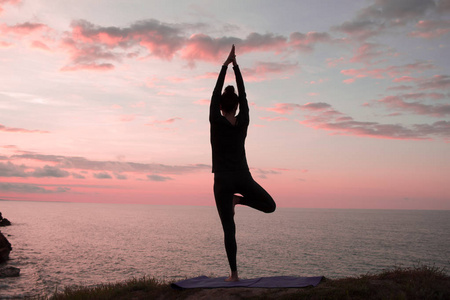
<box><xmin>225</xmin><ymin>271</ymin><xmax>239</xmax><ymax>282</ymax></box>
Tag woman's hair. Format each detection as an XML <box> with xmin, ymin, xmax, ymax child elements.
<box><xmin>220</xmin><ymin>85</ymin><xmax>239</xmax><ymax>113</ymax></box>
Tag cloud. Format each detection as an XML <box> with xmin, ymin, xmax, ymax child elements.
<box><xmin>297</xmin><ymin>102</ymin><xmax>449</xmax><ymax>140</ymax></box>
<box><xmin>409</xmin><ymin>20</ymin><xmax>450</xmax><ymax>39</ymax></box>
<box><xmin>0</xmin><ymin>22</ymin><xmax>47</xmax><ymax>35</ymax></box>
<box><xmin>0</xmin><ymin>123</ymin><xmax>49</xmax><ymax>133</ymax></box>
<box><xmin>266</xmin><ymin>103</ymin><xmax>302</xmax><ymax>114</ymax></box>
<box><xmin>30</xmin><ymin>165</ymin><xmax>70</xmax><ymax>178</ymax></box>
<box><xmin>71</xmin><ymin>172</ymin><xmax>86</xmax><ymax>179</ymax></box>
<box><xmin>252</xmin><ymin>168</ymin><xmax>282</xmax><ymax>179</ymax></box>
<box><xmin>0</xmin><ymin>161</ymin><xmax>27</xmax><ymax>177</ymax></box>
<box><xmin>333</xmin><ymin>0</ymin><xmax>438</xmax><ymax>40</ymax></box>
<box><xmin>340</xmin><ymin>62</ymin><xmax>435</xmax><ymax>83</ymax></box>
<box><xmin>350</xmin><ymin>42</ymin><xmax>396</xmax><ymax>65</ymax></box>
<box><xmin>0</xmin><ymin>40</ymin><xmax>12</xmax><ymax>47</ymax></box>
<box><xmin>265</xmin><ymin>102</ymin><xmax>331</xmax><ymax>114</ymax></box>
<box><xmin>147</xmin><ymin>174</ymin><xmax>173</xmax><ymax>181</ymax></box>
<box><xmin>376</xmin><ymin>95</ymin><xmax>450</xmax><ymax>117</ymax></box>
<box><xmin>0</xmin><ymin>182</ymin><xmax>70</xmax><ymax>194</ymax></box>
<box><xmin>114</xmin><ymin>173</ymin><xmax>127</xmax><ymax>180</ymax></box>
<box><xmin>93</xmin><ymin>172</ymin><xmax>112</xmax><ymax>179</ymax></box>
<box><xmin>59</xmin><ymin>18</ymin><xmax>186</xmax><ymax>70</ymax></box>
<box><xmin>0</xmin><ymin>162</ymin><xmax>71</xmax><ymax>178</ymax></box>
<box><xmin>146</xmin><ymin>117</ymin><xmax>181</xmax><ymax>126</ymax></box>
<box><xmin>0</xmin><ymin>0</ymin><xmax>20</xmax><ymax>15</ymax></box>
<box><xmin>30</xmin><ymin>40</ymin><xmax>51</xmax><ymax>51</ymax></box>
<box><xmin>417</xmin><ymin>75</ymin><xmax>450</xmax><ymax>90</ymax></box>
<box><xmin>259</xmin><ymin>116</ymin><xmax>289</xmax><ymax>122</ymax></box>
<box><xmin>288</xmin><ymin>31</ymin><xmax>332</xmax><ymax>52</ymax></box>
<box><xmin>193</xmin><ymin>99</ymin><xmax>210</xmax><ymax>105</ymax></box>
<box><xmin>242</xmin><ymin>61</ymin><xmax>298</xmax><ymax>82</ymax></box>
<box><xmin>11</xmin><ymin>151</ymin><xmax>210</xmax><ymax>175</ymax></box>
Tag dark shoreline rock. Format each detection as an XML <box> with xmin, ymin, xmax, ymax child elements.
<box><xmin>0</xmin><ymin>231</ymin><xmax>12</xmax><ymax>263</ymax></box>
<box><xmin>0</xmin><ymin>212</ymin><xmax>11</xmax><ymax>226</ymax></box>
<box><xmin>0</xmin><ymin>266</ymin><xmax>20</xmax><ymax>278</ymax></box>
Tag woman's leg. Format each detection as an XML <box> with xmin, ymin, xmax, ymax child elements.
<box><xmin>236</xmin><ymin>172</ymin><xmax>276</xmax><ymax>213</ymax></box>
<box><xmin>214</xmin><ymin>174</ymin><xmax>238</xmax><ymax>277</ymax></box>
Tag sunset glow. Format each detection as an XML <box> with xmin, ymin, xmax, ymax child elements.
<box><xmin>1</xmin><ymin>0</ymin><xmax>449</xmax><ymax>209</ymax></box>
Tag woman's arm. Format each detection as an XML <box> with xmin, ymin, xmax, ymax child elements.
<box><xmin>209</xmin><ymin>46</ymin><xmax>236</xmax><ymax>122</ymax></box>
<box><xmin>232</xmin><ymin>49</ymin><xmax>249</xmax><ymax>119</ymax></box>
<box><xmin>209</xmin><ymin>65</ymin><xmax>227</xmax><ymax>122</ymax></box>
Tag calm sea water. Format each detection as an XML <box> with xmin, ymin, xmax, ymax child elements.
<box><xmin>0</xmin><ymin>201</ymin><xmax>449</xmax><ymax>298</ymax></box>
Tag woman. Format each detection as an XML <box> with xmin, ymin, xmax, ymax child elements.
<box><xmin>210</xmin><ymin>45</ymin><xmax>276</xmax><ymax>282</ymax></box>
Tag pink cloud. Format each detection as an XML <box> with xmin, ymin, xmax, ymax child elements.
<box><xmin>402</xmin><ymin>92</ymin><xmax>445</xmax><ymax>100</ymax></box>
<box><xmin>393</xmin><ymin>76</ymin><xmax>418</xmax><ymax>82</ymax></box>
<box><xmin>333</xmin><ymin>0</ymin><xmax>438</xmax><ymax>40</ymax></box>
<box><xmin>194</xmin><ymin>99</ymin><xmax>210</xmax><ymax>105</ymax></box>
<box><xmin>289</xmin><ymin>31</ymin><xmax>331</xmax><ymax>52</ymax></box>
<box><xmin>0</xmin><ymin>123</ymin><xmax>49</xmax><ymax>133</ymax></box>
<box><xmin>409</xmin><ymin>20</ymin><xmax>450</xmax><ymax>39</ymax></box>
<box><xmin>146</xmin><ymin>117</ymin><xmax>181</xmax><ymax>126</ymax></box>
<box><xmin>297</xmin><ymin>102</ymin><xmax>449</xmax><ymax>140</ymax></box>
<box><xmin>60</xmin><ymin>62</ymin><xmax>114</xmax><ymax>72</ymax></box>
<box><xmin>332</xmin><ymin>19</ymin><xmax>382</xmax><ymax>40</ymax></box>
<box><xmin>259</xmin><ymin>116</ymin><xmax>289</xmax><ymax>122</ymax></box>
<box><xmin>341</xmin><ymin>62</ymin><xmax>435</xmax><ymax>83</ymax></box>
<box><xmin>0</xmin><ymin>0</ymin><xmax>20</xmax><ymax>15</ymax></box>
<box><xmin>350</xmin><ymin>42</ymin><xmax>396</xmax><ymax>65</ymax></box>
<box><xmin>376</xmin><ymin>95</ymin><xmax>450</xmax><ymax>117</ymax></box>
<box><xmin>70</xmin><ymin>19</ymin><xmax>185</xmax><ymax>59</ymax></box>
<box><xmin>326</xmin><ymin>57</ymin><xmax>346</xmax><ymax>67</ymax></box>
<box><xmin>131</xmin><ymin>101</ymin><xmax>145</xmax><ymax>108</ymax></box>
<box><xmin>181</xmin><ymin>33</ymin><xmax>237</xmax><ymax>63</ymax></box>
<box><xmin>0</xmin><ymin>22</ymin><xmax>47</xmax><ymax>35</ymax></box>
<box><xmin>266</xmin><ymin>103</ymin><xmax>302</xmax><ymax>114</ymax></box>
<box><xmin>56</xmin><ymin>17</ymin><xmax>334</xmax><ymax>70</ymax></box>
<box><xmin>119</xmin><ymin>115</ymin><xmax>135</xmax><ymax>122</ymax></box>
<box><xmin>31</xmin><ymin>40</ymin><xmax>51</xmax><ymax>51</ymax></box>
<box><xmin>0</xmin><ymin>40</ymin><xmax>12</xmax><ymax>47</ymax></box>
<box><xmin>417</xmin><ymin>75</ymin><xmax>450</xmax><ymax>90</ymax></box>
<box><xmin>10</xmin><ymin>149</ymin><xmax>210</xmax><ymax>175</ymax></box>
<box><xmin>242</xmin><ymin>61</ymin><xmax>298</xmax><ymax>82</ymax></box>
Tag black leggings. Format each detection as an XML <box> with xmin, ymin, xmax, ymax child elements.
<box><xmin>214</xmin><ymin>171</ymin><xmax>276</xmax><ymax>272</ymax></box>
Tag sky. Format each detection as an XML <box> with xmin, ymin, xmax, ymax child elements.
<box><xmin>0</xmin><ymin>0</ymin><xmax>449</xmax><ymax>209</ymax></box>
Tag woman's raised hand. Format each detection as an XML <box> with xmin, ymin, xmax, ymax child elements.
<box><xmin>223</xmin><ymin>44</ymin><xmax>236</xmax><ymax>66</ymax></box>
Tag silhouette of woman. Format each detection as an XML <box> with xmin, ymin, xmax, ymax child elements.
<box><xmin>210</xmin><ymin>45</ymin><xmax>276</xmax><ymax>282</ymax></box>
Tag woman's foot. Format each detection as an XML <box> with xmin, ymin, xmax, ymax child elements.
<box><xmin>225</xmin><ymin>271</ymin><xmax>239</xmax><ymax>282</ymax></box>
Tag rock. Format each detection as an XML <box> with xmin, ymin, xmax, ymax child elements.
<box><xmin>0</xmin><ymin>266</ymin><xmax>20</xmax><ymax>278</ymax></box>
<box><xmin>0</xmin><ymin>212</ymin><xmax>11</xmax><ymax>226</ymax></box>
<box><xmin>0</xmin><ymin>232</ymin><xmax>12</xmax><ymax>263</ymax></box>
<box><xmin>0</xmin><ymin>218</ymin><xmax>11</xmax><ymax>226</ymax></box>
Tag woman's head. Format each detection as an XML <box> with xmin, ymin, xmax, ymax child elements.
<box><xmin>220</xmin><ymin>85</ymin><xmax>239</xmax><ymax>113</ymax></box>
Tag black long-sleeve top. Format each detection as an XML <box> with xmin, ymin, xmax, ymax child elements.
<box><xmin>209</xmin><ymin>65</ymin><xmax>250</xmax><ymax>173</ymax></box>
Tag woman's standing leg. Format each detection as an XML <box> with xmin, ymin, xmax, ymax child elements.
<box><xmin>214</xmin><ymin>173</ymin><xmax>239</xmax><ymax>281</ymax></box>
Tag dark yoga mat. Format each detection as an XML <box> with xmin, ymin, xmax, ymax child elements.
<box><xmin>171</xmin><ymin>275</ymin><xmax>323</xmax><ymax>289</ymax></box>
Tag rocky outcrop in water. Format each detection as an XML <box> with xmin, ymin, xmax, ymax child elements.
<box><xmin>0</xmin><ymin>266</ymin><xmax>20</xmax><ymax>278</ymax></box>
<box><xmin>0</xmin><ymin>212</ymin><xmax>11</xmax><ymax>226</ymax></box>
<box><xmin>0</xmin><ymin>231</ymin><xmax>12</xmax><ymax>263</ymax></box>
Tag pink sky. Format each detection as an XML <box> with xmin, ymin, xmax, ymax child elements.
<box><xmin>1</xmin><ymin>0</ymin><xmax>449</xmax><ymax>209</ymax></box>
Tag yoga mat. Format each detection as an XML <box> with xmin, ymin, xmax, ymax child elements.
<box><xmin>171</xmin><ymin>275</ymin><xmax>323</xmax><ymax>289</ymax></box>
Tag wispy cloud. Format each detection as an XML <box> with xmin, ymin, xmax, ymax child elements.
<box><xmin>0</xmin><ymin>123</ymin><xmax>49</xmax><ymax>133</ymax></box>
<box><xmin>375</xmin><ymin>95</ymin><xmax>450</xmax><ymax>117</ymax></box>
<box><xmin>10</xmin><ymin>150</ymin><xmax>210</xmax><ymax>175</ymax></box>
<box><xmin>0</xmin><ymin>182</ymin><xmax>70</xmax><ymax>194</ymax></box>
<box><xmin>147</xmin><ymin>174</ymin><xmax>173</xmax><ymax>181</ymax></box>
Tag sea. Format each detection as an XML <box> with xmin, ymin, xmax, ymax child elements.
<box><xmin>0</xmin><ymin>200</ymin><xmax>449</xmax><ymax>298</ymax></box>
